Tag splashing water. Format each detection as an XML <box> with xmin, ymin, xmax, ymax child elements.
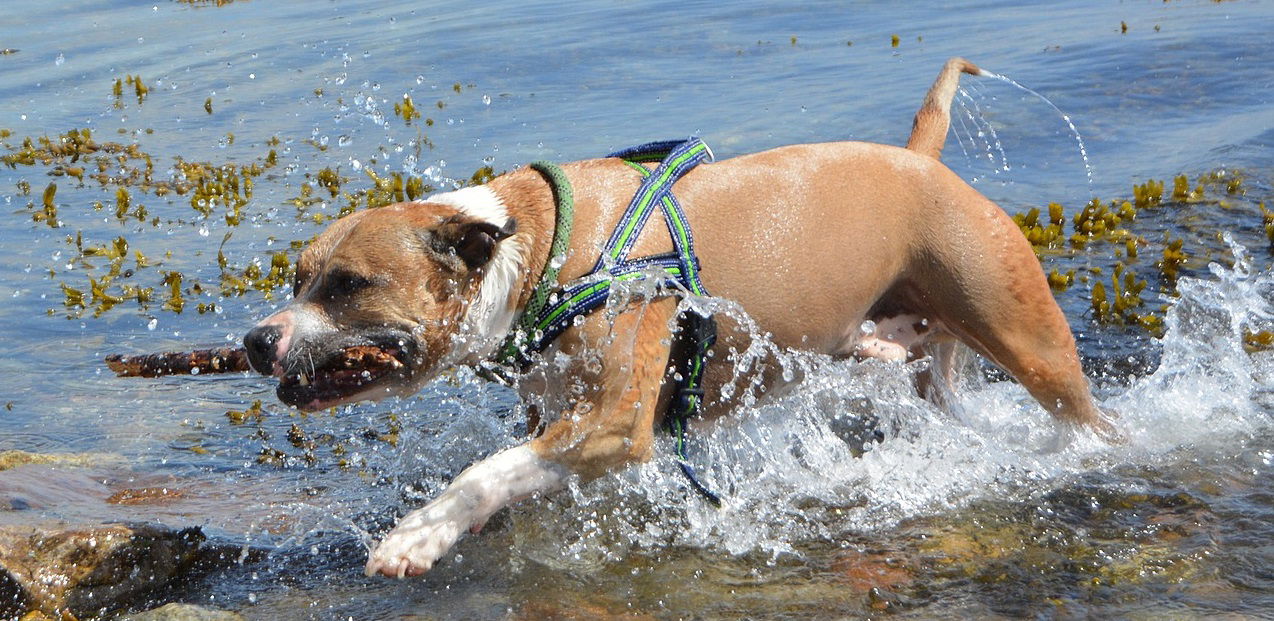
<box><xmin>954</xmin><ymin>82</ymin><xmax>1012</xmax><ymax>179</ymax></box>
<box><xmin>250</xmin><ymin>241</ymin><xmax>1271</xmax><ymax>580</ymax></box>
<box><xmin>980</xmin><ymin>70</ymin><xmax>1097</xmax><ymax>197</ymax></box>
<box><xmin>508</xmin><ymin>238</ymin><xmax>1272</xmax><ymax>566</ymax></box>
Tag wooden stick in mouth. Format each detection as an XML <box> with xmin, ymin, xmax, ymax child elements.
<box><xmin>104</xmin><ymin>347</ymin><xmax>250</xmax><ymax>377</ymax></box>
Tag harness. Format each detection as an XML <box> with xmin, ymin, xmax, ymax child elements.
<box><xmin>493</xmin><ymin>138</ymin><xmax>722</xmax><ymax>506</ymax></box>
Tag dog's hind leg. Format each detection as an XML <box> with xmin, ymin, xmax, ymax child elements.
<box><xmin>914</xmin><ymin>337</ymin><xmax>966</xmax><ymax>411</ymax></box>
<box><xmin>913</xmin><ymin>189</ymin><xmax>1121</xmax><ymax>441</ymax></box>
<box><xmin>906</xmin><ymin>57</ymin><xmax>987</xmax><ymax>160</ymax></box>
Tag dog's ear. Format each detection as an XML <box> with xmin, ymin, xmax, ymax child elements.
<box><xmin>428</xmin><ymin>217</ymin><xmax>517</xmax><ymax>270</ymax></box>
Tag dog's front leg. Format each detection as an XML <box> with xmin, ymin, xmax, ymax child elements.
<box><xmin>365</xmin><ymin>298</ymin><xmax>677</xmax><ymax>578</ymax></box>
<box><xmin>364</xmin><ymin>443</ymin><xmax>567</xmax><ymax>578</ymax></box>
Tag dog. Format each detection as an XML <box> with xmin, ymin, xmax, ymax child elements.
<box><xmin>242</xmin><ymin>58</ymin><xmax>1119</xmax><ymax>579</ymax></box>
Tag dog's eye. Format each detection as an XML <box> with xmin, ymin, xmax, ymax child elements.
<box><xmin>326</xmin><ymin>270</ymin><xmax>375</xmax><ymax>298</ymax></box>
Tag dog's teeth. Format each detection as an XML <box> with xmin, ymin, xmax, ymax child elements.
<box><xmin>298</xmin><ymin>373</ymin><xmax>310</xmax><ymax>386</ymax></box>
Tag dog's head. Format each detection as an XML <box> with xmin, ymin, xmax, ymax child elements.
<box><xmin>243</xmin><ymin>187</ymin><xmax>522</xmax><ymax>410</ymax></box>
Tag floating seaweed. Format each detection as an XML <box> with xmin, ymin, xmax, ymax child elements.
<box><xmin>1071</xmin><ymin>197</ymin><xmax>1136</xmax><ymax>242</ymax></box>
<box><xmin>1244</xmin><ymin>330</ymin><xmax>1274</xmax><ymax>353</ymax></box>
<box><xmin>1089</xmin><ymin>263</ymin><xmax>1162</xmax><ymax>333</ymax></box>
<box><xmin>393</xmin><ymin>95</ymin><xmax>420</xmax><ymax>125</ymax></box>
<box><xmin>1047</xmin><ymin>268</ymin><xmax>1075</xmax><ymax>291</ymax></box>
<box><xmin>1013</xmin><ymin>202</ymin><xmax>1066</xmax><ymax>251</ymax></box>
<box><xmin>225</xmin><ymin>400</ymin><xmax>264</xmax><ymax>425</ymax></box>
<box><xmin>1132</xmin><ymin>178</ymin><xmax>1163</xmax><ymax>208</ymax></box>
<box><xmin>1157</xmin><ymin>237</ymin><xmax>1188</xmax><ymax>282</ymax></box>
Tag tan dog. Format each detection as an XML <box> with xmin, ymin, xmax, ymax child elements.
<box><xmin>242</xmin><ymin>58</ymin><xmax>1117</xmax><ymax>579</ymax></box>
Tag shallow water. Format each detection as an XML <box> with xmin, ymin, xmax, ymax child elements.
<box><xmin>1</xmin><ymin>0</ymin><xmax>1272</xmax><ymax>618</ymax></box>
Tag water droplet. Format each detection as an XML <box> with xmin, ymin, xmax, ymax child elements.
<box><xmin>190</xmin><ymin>367</ymin><xmax>200</xmax><ymax>375</ymax></box>
<box><xmin>337</xmin><ymin>135</ymin><xmax>352</xmax><ymax>147</ymax></box>
<box><xmin>482</xmin><ymin>94</ymin><xmax>491</xmax><ymax>106</ymax></box>
<box><xmin>351</xmin><ymin>159</ymin><xmax>362</xmax><ymax>171</ymax></box>
<box><xmin>147</xmin><ymin>317</ymin><xmax>158</xmax><ymax>331</ymax></box>
<box><xmin>54</xmin><ymin>53</ymin><xmax>64</xmax><ymax>66</ymax></box>
<box><xmin>416</xmin><ymin>75</ymin><xmax>425</xmax><ymax>84</ymax></box>
<box><xmin>248</xmin><ymin>73</ymin><xmax>255</xmax><ymax>79</ymax></box>
<box><xmin>198</xmin><ymin>223</ymin><xmax>210</xmax><ymax>237</ymax></box>
<box><xmin>859</xmin><ymin>320</ymin><xmax>876</xmax><ymax>336</ymax></box>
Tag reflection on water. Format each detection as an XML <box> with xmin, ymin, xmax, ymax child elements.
<box><xmin>0</xmin><ymin>0</ymin><xmax>1272</xmax><ymax>617</ymax></box>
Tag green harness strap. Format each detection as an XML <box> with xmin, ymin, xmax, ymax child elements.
<box><xmin>490</xmin><ymin>143</ymin><xmax>722</xmax><ymax>506</ymax></box>
<box><xmin>494</xmin><ymin>161</ymin><xmax>575</xmax><ymax>366</ymax></box>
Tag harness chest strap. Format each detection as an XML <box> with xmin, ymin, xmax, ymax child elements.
<box><xmin>490</xmin><ymin>138</ymin><xmax>722</xmax><ymax>506</ymax></box>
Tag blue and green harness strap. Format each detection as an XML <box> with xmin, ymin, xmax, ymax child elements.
<box><xmin>494</xmin><ymin>137</ymin><xmax>722</xmax><ymax>506</ymax></box>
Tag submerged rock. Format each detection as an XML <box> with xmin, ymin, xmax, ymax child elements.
<box><xmin>121</xmin><ymin>602</ymin><xmax>244</xmax><ymax>621</ymax></box>
<box><xmin>0</xmin><ymin>523</ymin><xmax>205</xmax><ymax>618</ymax></box>
<box><xmin>0</xmin><ymin>450</ymin><xmax>116</xmax><ymax>471</ymax></box>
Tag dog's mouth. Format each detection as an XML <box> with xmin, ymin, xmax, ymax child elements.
<box><xmin>276</xmin><ymin>345</ymin><xmax>408</xmax><ymax>411</ymax></box>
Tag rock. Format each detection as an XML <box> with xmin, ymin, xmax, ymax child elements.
<box><xmin>0</xmin><ymin>523</ymin><xmax>205</xmax><ymax>618</ymax></box>
<box><xmin>830</xmin><ymin>550</ymin><xmax>913</xmax><ymax>593</ymax></box>
<box><xmin>0</xmin><ymin>450</ymin><xmax>116</xmax><ymax>471</ymax></box>
<box><xmin>106</xmin><ymin>488</ymin><xmax>188</xmax><ymax>506</ymax></box>
<box><xmin>121</xmin><ymin>602</ymin><xmax>244</xmax><ymax>621</ymax></box>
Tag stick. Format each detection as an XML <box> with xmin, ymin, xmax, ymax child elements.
<box><xmin>104</xmin><ymin>346</ymin><xmax>250</xmax><ymax>377</ymax></box>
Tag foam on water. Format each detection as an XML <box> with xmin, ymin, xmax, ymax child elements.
<box><xmin>519</xmin><ymin>237</ymin><xmax>1272</xmax><ymax>564</ymax></box>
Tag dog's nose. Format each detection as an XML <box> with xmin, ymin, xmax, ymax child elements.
<box><xmin>244</xmin><ymin>325</ymin><xmax>282</xmax><ymax>375</ymax></box>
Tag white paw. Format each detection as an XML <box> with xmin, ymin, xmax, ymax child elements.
<box><xmin>364</xmin><ymin>507</ymin><xmax>465</xmax><ymax>579</ymax></box>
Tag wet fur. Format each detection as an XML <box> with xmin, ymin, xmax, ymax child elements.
<box><xmin>242</xmin><ymin>57</ymin><xmax>1119</xmax><ymax>578</ymax></box>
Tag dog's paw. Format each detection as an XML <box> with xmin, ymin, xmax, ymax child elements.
<box><xmin>364</xmin><ymin>507</ymin><xmax>465</xmax><ymax>579</ymax></box>
<box><xmin>1091</xmin><ymin>409</ymin><xmax>1128</xmax><ymax>445</ymax></box>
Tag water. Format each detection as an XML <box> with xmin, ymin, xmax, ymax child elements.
<box><xmin>1</xmin><ymin>0</ymin><xmax>1273</xmax><ymax>618</ymax></box>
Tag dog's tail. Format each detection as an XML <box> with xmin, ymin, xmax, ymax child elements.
<box><xmin>905</xmin><ymin>57</ymin><xmax>988</xmax><ymax>160</ymax></box>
